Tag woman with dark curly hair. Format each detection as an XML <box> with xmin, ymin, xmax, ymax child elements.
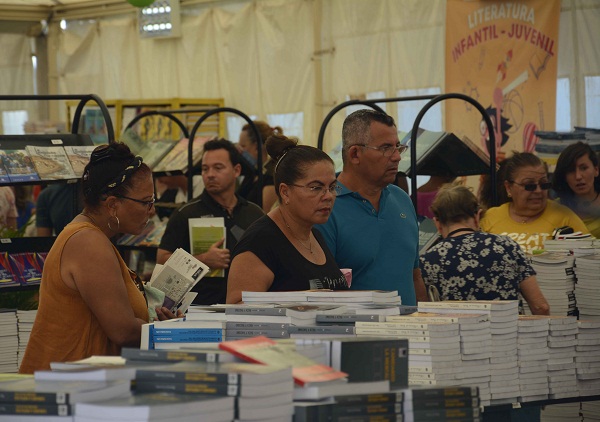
<box><xmin>20</xmin><ymin>142</ymin><xmax>181</xmax><ymax>373</ymax></box>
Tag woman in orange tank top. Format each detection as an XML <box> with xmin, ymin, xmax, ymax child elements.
<box><xmin>20</xmin><ymin>142</ymin><xmax>182</xmax><ymax>374</ymax></box>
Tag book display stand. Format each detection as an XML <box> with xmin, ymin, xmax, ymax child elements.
<box><xmin>0</xmin><ymin>94</ymin><xmax>113</xmax><ymax>295</ymax></box>
<box><xmin>316</xmin><ymin>92</ymin><xmax>498</xmax><ymax>208</ymax></box>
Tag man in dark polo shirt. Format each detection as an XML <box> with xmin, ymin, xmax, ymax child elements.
<box><xmin>157</xmin><ymin>139</ymin><xmax>264</xmax><ymax>304</ymax></box>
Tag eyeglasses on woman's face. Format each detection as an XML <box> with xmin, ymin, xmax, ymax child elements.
<box><xmin>115</xmin><ymin>194</ymin><xmax>156</xmax><ymax>210</ymax></box>
<box><xmin>289</xmin><ymin>183</ymin><xmax>342</xmax><ymax>197</ymax></box>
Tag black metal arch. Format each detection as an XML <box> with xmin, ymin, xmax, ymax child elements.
<box><xmin>124</xmin><ymin>109</ymin><xmax>190</xmax><ymax>139</ymax></box>
<box><xmin>409</xmin><ymin>93</ymin><xmax>497</xmax><ymax>208</ymax></box>
<box><xmin>0</xmin><ymin>94</ymin><xmax>114</xmax><ymax>142</ymax></box>
<box><xmin>188</xmin><ymin>107</ymin><xmax>263</xmax><ymax>205</ymax></box>
<box><xmin>316</xmin><ymin>95</ymin><xmax>439</xmax><ymax>150</ymax></box>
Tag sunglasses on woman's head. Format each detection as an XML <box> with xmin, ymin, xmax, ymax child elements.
<box><xmin>89</xmin><ymin>144</ymin><xmax>113</xmax><ymax>164</ymax></box>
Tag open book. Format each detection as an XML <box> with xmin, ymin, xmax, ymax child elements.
<box><xmin>148</xmin><ymin>248</ymin><xmax>209</xmax><ymax>312</ymax></box>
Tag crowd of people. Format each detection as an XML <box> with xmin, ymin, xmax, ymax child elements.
<box><xmin>12</xmin><ymin>110</ymin><xmax>599</xmax><ymax>374</ymax></box>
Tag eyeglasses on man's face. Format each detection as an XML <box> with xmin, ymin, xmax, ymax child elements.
<box><xmin>115</xmin><ymin>194</ymin><xmax>156</xmax><ymax>210</ymax></box>
<box><xmin>510</xmin><ymin>181</ymin><xmax>552</xmax><ymax>192</ymax></box>
<box><xmin>356</xmin><ymin>143</ymin><xmax>408</xmax><ymax>158</ymax></box>
<box><xmin>289</xmin><ymin>183</ymin><xmax>342</xmax><ymax>197</ymax></box>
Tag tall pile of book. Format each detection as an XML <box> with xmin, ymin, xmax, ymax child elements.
<box><xmin>401</xmin><ymin>386</ymin><xmax>481</xmax><ymax>422</ymax></box>
<box><xmin>528</xmin><ymin>253</ymin><xmax>576</xmax><ymax>316</ymax></box>
<box><xmin>240</xmin><ymin>290</ymin><xmax>402</xmax><ymax>317</ymax></box>
<box><xmin>132</xmin><ymin>361</ymin><xmax>295</xmax><ymax>421</ymax></box>
<box><xmin>0</xmin><ymin>309</ymin><xmax>18</xmax><ymax>373</ymax></box>
<box><xmin>354</xmin><ymin>318</ymin><xmax>463</xmax><ymax>388</ymax></box>
<box><xmin>547</xmin><ymin>316</ymin><xmax>578</xmax><ymax>399</ymax></box>
<box><xmin>16</xmin><ymin>309</ymin><xmax>36</xmax><ymax>369</ymax></box>
<box><xmin>418</xmin><ymin>301</ymin><xmax>520</xmax><ymax>406</ymax></box>
<box><xmin>576</xmin><ymin>319</ymin><xmax>600</xmax><ymax>397</ymax></box>
<box><xmin>0</xmin><ymin>376</ymin><xmax>133</xmax><ymax>420</ymax></box>
<box><xmin>517</xmin><ymin>316</ymin><xmax>549</xmax><ymax>402</ymax></box>
<box><xmin>573</xmin><ymin>254</ymin><xmax>600</xmax><ymax>320</ymax></box>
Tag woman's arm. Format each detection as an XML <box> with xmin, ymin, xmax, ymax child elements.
<box><xmin>226</xmin><ymin>251</ymin><xmax>275</xmax><ymax>304</ymax></box>
<box><xmin>61</xmin><ymin>229</ymin><xmax>146</xmax><ymax>346</ymax></box>
<box><xmin>520</xmin><ymin>275</ymin><xmax>550</xmax><ymax>315</ymax></box>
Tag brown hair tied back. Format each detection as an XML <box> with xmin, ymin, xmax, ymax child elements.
<box><xmin>431</xmin><ymin>183</ymin><xmax>480</xmax><ymax>225</ymax></box>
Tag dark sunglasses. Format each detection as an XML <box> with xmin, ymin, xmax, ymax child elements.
<box><xmin>511</xmin><ymin>181</ymin><xmax>552</xmax><ymax>192</ymax></box>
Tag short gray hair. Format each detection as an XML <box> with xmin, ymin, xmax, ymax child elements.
<box><xmin>341</xmin><ymin>109</ymin><xmax>396</xmax><ymax>163</ymax></box>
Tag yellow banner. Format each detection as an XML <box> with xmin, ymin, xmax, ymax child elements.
<box><xmin>445</xmin><ymin>0</ymin><xmax>560</xmax><ymax>161</ymax></box>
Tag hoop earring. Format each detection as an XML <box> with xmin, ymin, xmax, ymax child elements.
<box><xmin>108</xmin><ymin>215</ymin><xmax>120</xmax><ymax>232</ymax></box>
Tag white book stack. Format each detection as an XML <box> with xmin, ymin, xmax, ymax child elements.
<box><xmin>0</xmin><ymin>309</ymin><xmax>18</xmax><ymax>373</ymax></box>
<box><xmin>576</xmin><ymin>319</ymin><xmax>600</xmax><ymax>398</ymax></box>
<box><xmin>223</xmin><ymin>303</ymin><xmax>347</xmax><ymax>329</ymax></box>
<box><xmin>241</xmin><ymin>290</ymin><xmax>402</xmax><ymax>316</ymax></box>
<box><xmin>529</xmin><ymin>253</ymin><xmax>576</xmax><ymax>316</ymax></box>
<box><xmin>355</xmin><ymin>319</ymin><xmax>461</xmax><ymax>389</ymax></box>
<box><xmin>16</xmin><ymin>309</ymin><xmax>36</xmax><ymax>368</ymax></box>
<box><xmin>387</xmin><ymin>312</ymin><xmax>492</xmax><ymax>402</ymax></box>
<box><xmin>418</xmin><ymin>301</ymin><xmax>520</xmax><ymax>406</ymax></box>
<box><xmin>540</xmin><ymin>402</ymin><xmax>584</xmax><ymax>422</ymax></box>
<box><xmin>573</xmin><ymin>255</ymin><xmax>600</xmax><ymax>321</ymax></box>
<box><xmin>517</xmin><ymin>316</ymin><xmax>549</xmax><ymax>402</ymax></box>
<box><xmin>546</xmin><ymin>316</ymin><xmax>578</xmax><ymax>399</ymax></box>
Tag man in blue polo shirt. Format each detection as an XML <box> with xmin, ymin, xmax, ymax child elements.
<box><xmin>316</xmin><ymin>109</ymin><xmax>428</xmax><ymax>306</ymax></box>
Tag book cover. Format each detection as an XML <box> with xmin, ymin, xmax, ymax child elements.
<box><xmin>8</xmin><ymin>252</ymin><xmax>42</xmax><ymax>285</ymax></box>
<box><xmin>330</xmin><ymin>338</ymin><xmax>409</xmax><ymax>389</ymax></box>
<box><xmin>0</xmin><ymin>402</ymin><xmax>71</xmax><ymax>416</ymax></box>
<box><xmin>135</xmin><ymin>361</ymin><xmax>292</xmax><ymax>387</ymax></box>
<box><xmin>25</xmin><ymin>145</ymin><xmax>77</xmax><ymax>180</ymax></box>
<box><xmin>0</xmin><ymin>252</ymin><xmax>19</xmax><ymax>287</ymax></box>
<box><xmin>148</xmin><ymin>248</ymin><xmax>210</xmax><ymax>312</ymax></box>
<box><xmin>0</xmin><ymin>152</ymin><xmax>9</xmax><ymax>183</ymax></box>
<box><xmin>188</xmin><ymin>217</ymin><xmax>226</xmax><ymax>278</ymax></box>
<box><xmin>0</xmin><ymin>149</ymin><xmax>39</xmax><ymax>182</ymax></box>
<box><xmin>218</xmin><ymin>336</ymin><xmax>347</xmax><ymax>386</ymax></box>
<box><xmin>73</xmin><ymin>392</ymin><xmax>234</xmax><ymax>419</ymax></box>
<box><xmin>63</xmin><ymin>145</ymin><xmax>96</xmax><ymax>178</ymax></box>
<box><xmin>121</xmin><ymin>347</ymin><xmax>237</xmax><ymax>364</ymax></box>
<box><xmin>153</xmin><ymin>136</ymin><xmax>210</xmax><ymax>174</ymax></box>
<box><xmin>0</xmin><ymin>378</ymin><xmax>131</xmax><ymax>405</ymax></box>
<box><xmin>139</xmin><ymin>140</ymin><xmax>177</xmax><ymax>169</ymax></box>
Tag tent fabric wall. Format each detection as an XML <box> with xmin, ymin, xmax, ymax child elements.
<box><xmin>1</xmin><ymin>0</ymin><xmax>599</xmax><ymax>147</ymax></box>
<box><xmin>0</xmin><ymin>33</ymin><xmax>35</xmax><ymax>125</ymax></box>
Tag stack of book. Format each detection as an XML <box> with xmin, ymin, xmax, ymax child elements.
<box><xmin>576</xmin><ymin>319</ymin><xmax>600</xmax><ymax>398</ymax></box>
<box><xmin>241</xmin><ymin>290</ymin><xmax>402</xmax><ymax>316</ymax></box>
<box><xmin>0</xmin><ymin>309</ymin><xmax>18</xmax><ymax>373</ymax></box>
<box><xmin>74</xmin><ymin>392</ymin><xmax>235</xmax><ymax>422</ymax></box>
<box><xmin>287</xmin><ymin>324</ymin><xmax>356</xmax><ymax>339</ymax></box>
<box><xmin>574</xmin><ymin>254</ymin><xmax>600</xmax><ymax>320</ymax></box>
<box><xmin>418</xmin><ymin>301</ymin><xmax>520</xmax><ymax>406</ymax></box>
<box><xmin>133</xmin><ymin>361</ymin><xmax>295</xmax><ymax>421</ymax></box>
<box><xmin>141</xmin><ymin>320</ymin><xmax>225</xmax><ymax>350</ymax></box>
<box><xmin>517</xmin><ymin>316</ymin><xmax>549</xmax><ymax>402</ymax></box>
<box><xmin>223</xmin><ymin>303</ymin><xmax>347</xmax><ymax>332</ymax></box>
<box><xmin>400</xmin><ymin>386</ymin><xmax>481</xmax><ymax>422</ymax></box>
<box><xmin>547</xmin><ymin>316</ymin><xmax>578</xmax><ymax>399</ymax></box>
<box><xmin>0</xmin><ymin>376</ymin><xmax>132</xmax><ymax>421</ymax></box>
<box><xmin>354</xmin><ymin>319</ymin><xmax>461</xmax><ymax>389</ymax></box>
<box><xmin>16</xmin><ymin>309</ymin><xmax>36</xmax><ymax>369</ymax></box>
<box><xmin>529</xmin><ymin>253</ymin><xmax>576</xmax><ymax>316</ymax></box>
<box><xmin>294</xmin><ymin>391</ymin><xmax>403</xmax><ymax>421</ymax></box>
